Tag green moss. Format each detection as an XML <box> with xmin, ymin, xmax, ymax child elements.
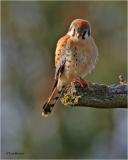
<box><xmin>61</xmin><ymin>93</ymin><xmax>81</xmax><ymax>106</ymax></box>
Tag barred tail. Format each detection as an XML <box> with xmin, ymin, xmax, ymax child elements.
<box><xmin>42</xmin><ymin>87</ymin><xmax>63</xmax><ymax>117</ymax></box>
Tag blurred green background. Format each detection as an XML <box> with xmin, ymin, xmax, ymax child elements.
<box><xmin>1</xmin><ymin>1</ymin><xmax>127</xmax><ymax>159</ymax></box>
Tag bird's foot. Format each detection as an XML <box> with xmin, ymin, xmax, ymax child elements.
<box><xmin>72</xmin><ymin>78</ymin><xmax>90</xmax><ymax>87</ymax></box>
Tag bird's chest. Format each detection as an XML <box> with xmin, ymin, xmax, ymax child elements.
<box><xmin>65</xmin><ymin>42</ymin><xmax>90</xmax><ymax>76</ymax></box>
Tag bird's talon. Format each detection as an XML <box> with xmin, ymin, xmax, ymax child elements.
<box><xmin>72</xmin><ymin>78</ymin><xmax>89</xmax><ymax>88</ymax></box>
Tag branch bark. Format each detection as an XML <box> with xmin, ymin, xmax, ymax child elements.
<box><xmin>61</xmin><ymin>83</ymin><xmax>127</xmax><ymax>108</ymax></box>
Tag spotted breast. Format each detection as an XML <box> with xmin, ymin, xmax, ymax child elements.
<box><xmin>56</xmin><ymin>36</ymin><xmax>98</xmax><ymax>89</ymax></box>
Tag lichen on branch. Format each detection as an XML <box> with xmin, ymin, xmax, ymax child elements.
<box><xmin>61</xmin><ymin>83</ymin><xmax>127</xmax><ymax>108</ymax></box>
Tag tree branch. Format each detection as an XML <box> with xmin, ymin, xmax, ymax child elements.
<box><xmin>61</xmin><ymin>83</ymin><xmax>127</xmax><ymax>108</ymax></box>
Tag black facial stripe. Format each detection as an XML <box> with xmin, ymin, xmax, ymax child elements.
<box><xmin>88</xmin><ymin>29</ymin><xmax>90</xmax><ymax>36</ymax></box>
<box><xmin>83</xmin><ymin>31</ymin><xmax>86</xmax><ymax>37</ymax></box>
<box><xmin>72</xmin><ymin>28</ymin><xmax>75</xmax><ymax>36</ymax></box>
<box><xmin>82</xmin><ymin>31</ymin><xmax>86</xmax><ymax>39</ymax></box>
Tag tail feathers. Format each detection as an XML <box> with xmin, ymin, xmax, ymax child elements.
<box><xmin>42</xmin><ymin>102</ymin><xmax>55</xmax><ymax>117</ymax></box>
<box><xmin>42</xmin><ymin>88</ymin><xmax>62</xmax><ymax>117</ymax></box>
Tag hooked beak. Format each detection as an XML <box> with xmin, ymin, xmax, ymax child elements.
<box><xmin>76</xmin><ymin>32</ymin><xmax>82</xmax><ymax>38</ymax></box>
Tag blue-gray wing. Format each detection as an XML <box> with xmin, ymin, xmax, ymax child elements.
<box><xmin>54</xmin><ymin>35</ymin><xmax>70</xmax><ymax>80</ymax></box>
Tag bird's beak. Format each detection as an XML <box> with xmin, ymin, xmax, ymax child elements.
<box><xmin>76</xmin><ymin>32</ymin><xmax>82</xmax><ymax>38</ymax></box>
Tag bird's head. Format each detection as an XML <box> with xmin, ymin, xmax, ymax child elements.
<box><xmin>67</xmin><ymin>19</ymin><xmax>91</xmax><ymax>40</ymax></box>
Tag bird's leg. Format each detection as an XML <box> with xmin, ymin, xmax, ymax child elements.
<box><xmin>72</xmin><ymin>77</ymin><xmax>90</xmax><ymax>87</ymax></box>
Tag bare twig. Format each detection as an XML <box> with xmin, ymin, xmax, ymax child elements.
<box><xmin>61</xmin><ymin>83</ymin><xmax>127</xmax><ymax>108</ymax></box>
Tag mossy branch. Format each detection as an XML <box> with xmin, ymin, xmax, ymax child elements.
<box><xmin>61</xmin><ymin>83</ymin><xmax>127</xmax><ymax>108</ymax></box>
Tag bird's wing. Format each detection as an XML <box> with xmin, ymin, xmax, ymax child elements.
<box><xmin>55</xmin><ymin>35</ymin><xmax>70</xmax><ymax>79</ymax></box>
<box><xmin>49</xmin><ymin>35</ymin><xmax>70</xmax><ymax>92</ymax></box>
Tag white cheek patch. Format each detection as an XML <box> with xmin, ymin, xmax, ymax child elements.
<box><xmin>85</xmin><ymin>32</ymin><xmax>88</xmax><ymax>39</ymax></box>
<box><xmin>68</xmin><ymin>29</ymin><xmax>74</xmax><ymax>36</ymax></box>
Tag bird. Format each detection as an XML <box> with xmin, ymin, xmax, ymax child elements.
<box><xmin>42</xmin><ymin>19</ymin><xmax>98</xmax><ymax>117</ymax></box>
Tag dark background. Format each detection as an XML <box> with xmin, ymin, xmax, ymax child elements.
<box><xmin>1</xmin><ymin>1</ymin><xmax>127</xmax><ymax>159</ymax></box>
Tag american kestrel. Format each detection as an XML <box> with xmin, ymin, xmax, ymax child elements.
<box><xmin>42</xmin><ymin>19</ymin><xmax>98</xmax><ymax>116</ymax></box>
